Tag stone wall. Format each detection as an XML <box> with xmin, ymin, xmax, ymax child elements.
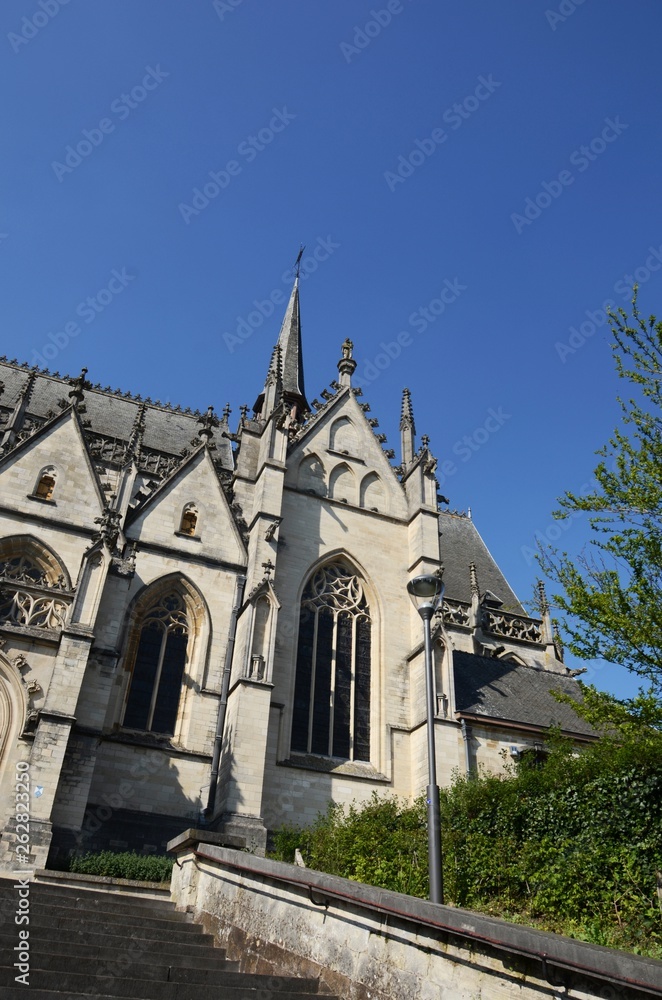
<box><xmin>169</xmin><ymin>838</ymin><xmax>662</xmax><ymax>1000</ymax></box>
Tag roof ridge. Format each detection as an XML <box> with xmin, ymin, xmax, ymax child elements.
<box><xmin>0</xmin><ymin>357</ymin><xmax>203</xmax><ymax>417</ymax></box>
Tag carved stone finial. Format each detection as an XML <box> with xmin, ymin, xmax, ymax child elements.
<box><xmin>421</xmin><ymin>434</ymin><xmax>430</xmax><ymax>450</ymax></box>
<box><xmin>400</xmin><ymin>387</ymin><xmax>415</xmax><ymax>431</ymax></box>
<box><xmin>127</xmin><ymin>402</ymin><xmax>147</xmax><ymax>461</ymax></box>
<box><xmin>537</xmin><ymin>579</ymin><xmax>550</xmax><ymax>615</ymax></box>
<box><xmin>93</xmin><ymin>506</ymin><xmax>122</xmax><ymax>550</ymax></box>
<box><xmin>222</xmin><ymin>403</ymin><xmax>231</xmax><ymax>422</ymax></box>
<box><xmin>469</xmin><ymin>562</ymin><xmax>479</xmax><ymax>598</ymax></box>
<box><xmin>197</xmin><ymin>405</ymin><xmax>219</xmax><ymax>443</ymax></box>
<box><xmin>337</xmin><ymin>339</ymin><xmax>357</xmax><ymax>387</ymax></box>
<box><xmin>68</xmin><ymin>367</ymin><xmax>89</xmax><ymax>408</ymax></box>
<box><xmin>262</xmin><ymin>558</ymin><xmax>275</xmax><ymax>579</ymax></box>
<box><xmin>239</xmin><ymin>404</ymin><xmax>249</xmax><ymax>422</ymax></box>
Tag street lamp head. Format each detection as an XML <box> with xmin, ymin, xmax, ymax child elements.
<box><xmin>407</xmin><ymin>573</ymin><xmax>445</xmax><ymax>617</ymax></box>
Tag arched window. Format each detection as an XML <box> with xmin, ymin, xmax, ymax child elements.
<box><xmin>178</xmin><ymin>503</ymin><xmax>198</xmax><ymax>536</ymax></box>
<box><xmin>122</xmin><ymin>593</ymin><xmax>189</xmax><ymax>735</ymax></box>
<box><xmin>0</xmin><ymin>537</ymin><xmax>70</xmax><ymax>630</ymax></box>
<box><xmin>34</xmin><ymin>467</ymin><xmax>57</xmax><ymax>501</ymax></box>
<box><xmin>291</xmin><ymin>562</ymin><xmax>371</xmax><ymax>762</ymax></box>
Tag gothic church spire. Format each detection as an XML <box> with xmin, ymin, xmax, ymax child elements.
<box><xmin>254</xmin><ymin>273</ymin><xmax>308</xmax><ymax>420</ymax></box>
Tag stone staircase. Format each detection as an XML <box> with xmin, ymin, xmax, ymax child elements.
<box><xmin>0</xmin><ymin>876</ymin><xmax>338</xmax><ymax>999</ymax></box>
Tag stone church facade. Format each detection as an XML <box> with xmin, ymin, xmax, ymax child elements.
<box><xmin>0</xmin><ymin>278</ymin><xmax>593</xmax><ymax>869</ymax></box>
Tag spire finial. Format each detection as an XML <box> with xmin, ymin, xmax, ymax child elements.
<box><xmin>337</xmin><ymin>338</ymin><xmax>357</xmax><ymax>387</ymax></box>
<box><xmin>197</xmin><ymin>405</ymin><xmax>219</xmax><ymax>443</ymax></box>
<box><xmin>222</xmin><ymin>403</ymin><xmax>231</xmax><ymax>423</ymax></box>
<box><xmin>399</xmin><ymin>387</ymin><xmax>416</xmax><ymax>467</ymax></box>
<box><xmin>68</xmin><ymin>367</ymin><xmax>89</xmax><ymax>408</ymax></box>
<box><xmin>127</xmin><ymin>402</ymin><xmax>147</xmax><ymax>461</ymax></box>
<box><xmin>469</xmin><ymin>562</ymin><xmax>479</xmax><ymax>598</ymax></box>
<box><xmin>400</xmin><ymin>387</ymin><xmax>415</xmax><ymax>432</ymax></box>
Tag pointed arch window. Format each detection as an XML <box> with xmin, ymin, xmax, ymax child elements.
<box><xmin>0</xmin><ymin>538</ymin><xmax>70</xmax><ymax>631</ymax></box>
<box><xmin>123</xmin><ymin>593</ymin><xmax>189</xmax><ymax>735</ymax></box>
<box><xmin>291</xmin><ymin>562</ymin><xmax>371</xmax><ymax>762</ymax></box>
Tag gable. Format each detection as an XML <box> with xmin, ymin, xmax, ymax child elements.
<box><xmin>126</xmin><ymin>448</ymin><xmax>246</xmax><ymax>565</ymax></box>
<box><xmin>286</xmin><ymin>392</ymin><xmax>408</xmax><ymax>518</ymax></box>
<box><xmin>0</xmin><ymin>411</ymin><xmax>105</xmax><ymax>528</ymax></box>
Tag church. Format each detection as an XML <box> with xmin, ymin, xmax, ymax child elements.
<box><xmin>0</xmin><ymin>276</ymin><xmax>594</xmax><ymax>869</ymax></box>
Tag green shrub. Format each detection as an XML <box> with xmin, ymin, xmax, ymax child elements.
<box><xmin>270</xmin><ymin>727</ymin><xmax>662</xmax><ymax>958</ymax></box>
<box><xmin>68</xmin><ymin>850</ymin><xmax>173</xmax><ymax>883</ymax></box>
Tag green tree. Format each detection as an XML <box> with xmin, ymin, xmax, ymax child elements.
<box><xmin>540</xmin><ymin>291</ymin><xmax>662</xmax><ymax>694</ymax></box>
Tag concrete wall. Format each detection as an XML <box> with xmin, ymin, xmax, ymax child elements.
<box><xmin>170</xmin><ymin>839</ymin><xmax>662</xmax><ymax>1000</ymax></box>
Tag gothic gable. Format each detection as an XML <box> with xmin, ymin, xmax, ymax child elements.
<box><xmin>286</xmin><ymin>390</ymin><xmax>408</xmax><ymax>518</ymax></box>
<box><xmin>125</xmin><ymin>447</ymin><xmax>247</xmax><ymax>565</ymax></box>
<box><xmin>0</xmin><ymin>409</ymin><xmax>105</xmax><ymax>527</ymax></box>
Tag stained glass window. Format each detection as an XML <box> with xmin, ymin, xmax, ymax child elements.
<box><xmin>123</xmin><ymin>593</ymin><xmax>189</xmax><ymax>735</ymax></box>
<box><xmin>291</xmin><ymin>563</ymin><xmax>371</xmax><ymax>762</ymax></box>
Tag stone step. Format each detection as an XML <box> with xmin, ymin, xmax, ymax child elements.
<box><xmin>8</xmin><ymin>953</ymin><xmax>254</xmax><ymax>984</ymax></box>
<box><xmin>0</xmin><ymin>935</ymin><xmax>234</xmax><ymax>970</ymax></box>
<box><xmin>0</xmin><ymin>880</ymin><xmax>173</xmax><ymax>911</ymax></box>
<box><xmin>0</xmin><ymin>966</ymin><xmax>322</xmax><ymax>997</ymax></box>
<box><xmin>24</xmin><ymin>908</ymin><xmax>208</xmax><ymax>939</ymax></box>
<box><xmin>0</xmin><ymin>883</ymin><xmax>185</xmax><ymax>919</ymax></box>
<box><xmin>0</xmin><ymin>926</ymin><xmax>221</xmax><ymax>959</ymax></box>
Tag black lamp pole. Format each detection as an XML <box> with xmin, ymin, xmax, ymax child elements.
<box><xmin>408</xmin><ymin>574</ymin><xmax>444</xmax><ymax>905</ymax></box>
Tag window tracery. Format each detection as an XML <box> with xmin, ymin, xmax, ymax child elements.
<box><xmin>291</xmin><ymin>562</ymin><xmax>371</xmax><ymax>762</ymax></box>
<box><xmin>0</xmin><ymin>549</ymin><xmax>70</xmax><ymax>631</ymax></box>
<box><xmin>122</xmin><ymin>592</ymin><xmax>189</xmax><ymax>735</ymax></box>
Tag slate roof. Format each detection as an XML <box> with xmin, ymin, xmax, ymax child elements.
<box><xmin>439</xmin><ymin>510</ymin><xmax>524</xmax><ymax>613</ymax></box>
<box><xmin>453</xmin><ymin>650</ymin><xmax>595</xmax><ymax>737</ymax></box>
<box><xmin>0</xmin><ymin>361</ymin><xmax>234</xmax><ymax>470</ymax></box>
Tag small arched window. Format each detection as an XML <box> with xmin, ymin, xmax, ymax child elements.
<box><xmin>122</xmin><ymin>593</ymin><xmax>189</xmax><ymax>735</ymax></box>
<box><xmin>179</xmin><ymin>503</ymin><xmax>198</xmax><ymax>537</ymax></box>
<box><xmin>34</xmin><ymin>467</ymin><xmax>57</xmax><ymax>501</ymax></box>
<box><xmin>291</xmin><ymin>562</ymin><xmax>371</xmax><ymax>762</ymax></box>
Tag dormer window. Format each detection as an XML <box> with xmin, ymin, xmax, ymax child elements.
<box><xmin>179</xmin><ymin>503</ymin><xmax>198</xmax><ymax>537</ymax></box>
<box><xmin>33</xmin><ymin>467</ymin><xmax>57</xmax><ymax>501</ymax></box>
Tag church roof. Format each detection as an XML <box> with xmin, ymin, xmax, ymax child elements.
<box><xmin>439</xmin><ymin>510</ymin><xmax>524</xmax><ymax>613</ymax></box>
<box><xmin>0</xmin><ymin>360</ymin><xmax>234</xmax><ymax>471</ymax></box>
<box><xmin>453</xmin><ymin>650</ymin><xmax>595</xmax><ymax>737</ymax></box>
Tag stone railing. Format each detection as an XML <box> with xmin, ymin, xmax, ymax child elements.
<box><xmin>438</xmin><ymin>599</ymin><xmax>471</xmax><ymax>628</ymax></box>
<box><xmin>0</xmin><ymin>584</ymin><xmax>72</xmax><ymax>630</ymax></box>
<box><xmin>483</xmin><ymin>608</ymin><xmax>542</xmax><ymax>643</ymax></box>
<box><xmin>168</xmin><ymin>836</ymin><xmax>662</xmax><ymax>1000</ymax></box>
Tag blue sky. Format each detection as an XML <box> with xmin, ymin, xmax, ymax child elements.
<box><xmin>3</xmin><ymin>0</ymin><xmax>661</xmax><ymax>699</ymax></box>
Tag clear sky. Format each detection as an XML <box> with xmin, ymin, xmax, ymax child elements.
<box><xmin>2</xmin><ymin>0</ymin><xmax>661</xmax><ymax>699</ymax></box>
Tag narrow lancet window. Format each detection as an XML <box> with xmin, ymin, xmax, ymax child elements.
<box><xmin>291</xmin><ymin>563</ymin><xmax>371</xmax><ymax>762</ymax></box>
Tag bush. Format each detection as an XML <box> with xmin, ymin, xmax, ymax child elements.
<box><xmin>68</xmin><ymin>850</ymin><xmax>174</xmax><ymax>883</ymax></box>
<box><xmin>270</xmin><ymin>728</ymin><xmax>662</xmax><ymax>957</ymax></box>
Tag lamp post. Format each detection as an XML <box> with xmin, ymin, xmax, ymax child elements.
<box><xmin>407</xmin><ymin>572</ymin><xmax>445</xmax><ymax>904</ymax></box>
